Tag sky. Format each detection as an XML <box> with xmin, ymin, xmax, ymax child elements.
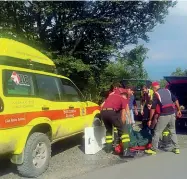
<box><xmin>142</xmin><ymin>1</ymin><xmax>187</xmax><ymax>80</ymax></box>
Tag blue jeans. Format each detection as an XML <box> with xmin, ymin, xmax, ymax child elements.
<box><xmin>130</xmin><ymin>109</ymin><xmax>135</xmax><ymax>124</ymax></box>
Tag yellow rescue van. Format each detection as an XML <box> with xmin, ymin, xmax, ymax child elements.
<box><xmin>0</xmin><ymin>38</ymin><xmax>101</xmax><ymax>177</ymax></box>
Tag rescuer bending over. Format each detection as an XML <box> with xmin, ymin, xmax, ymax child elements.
<box><xmin>101</xmin><ymin>89</ymin><xmax>135</xmax><ymax>157</ymax></box>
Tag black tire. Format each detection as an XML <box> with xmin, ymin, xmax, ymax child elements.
<box><xmin>17</xmin><ymin>132</ymin><xmax>51</xmax><ymax>178</ymax></box>
<box><xmin>93</xmin><ymin>117</ymin><xmax>103</xmax><ymax>127</ymax></box>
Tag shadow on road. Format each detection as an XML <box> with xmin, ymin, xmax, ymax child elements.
<box><xmin>52</xmin><ymin>133</ymin><xmax>83</xmax><ymax>157</ymax></box>
<box><xmin>0</xmin><ymin>133</ymin><xmax>84</xmax><ymax>177</ymax></box>
<box><xmin>0</xmin><ymin>156</ymin><xmax>17</xmax><ymax>177</ymax></box>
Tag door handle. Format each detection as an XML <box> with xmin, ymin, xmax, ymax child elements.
<box><xmin>42</xmin><ymin>106</ymin><xmax>49</xmax><ymax>111</ymax></box>
<box><xmin>69</xmin><ymin>106</ymin><xmax>74</xmax><ymax>109</ymax></box>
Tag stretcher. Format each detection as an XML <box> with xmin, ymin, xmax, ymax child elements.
<box><xmin>114</xmin><ymin>142</ymin><xmax>152</xmax><ymax>155</ymax></box>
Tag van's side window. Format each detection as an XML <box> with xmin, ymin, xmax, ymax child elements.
<box><xmin>35</xmin><ymin>74</ymin><xmax>61</xmax><ymax>101</ymax></box>
<box><xmin>60</xmin><ymin>79</ymin><xmax>83</xmax><ymax>102</ymax></box>
<box><xmin>3</xmin><ymin>70</ymin><xmax>35</xmax><ymax>96</ymax></box>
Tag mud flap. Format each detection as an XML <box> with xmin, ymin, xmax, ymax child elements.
<box><xmin>11</xmin><ymin>152</ymin><xmax>24</xmax><ymax>164</ymax></box>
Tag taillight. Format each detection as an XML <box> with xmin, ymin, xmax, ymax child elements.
<box><xmin>0</xmin><ymin>97</ymin><xmax>4</xmax><ymax>112</ymax></box>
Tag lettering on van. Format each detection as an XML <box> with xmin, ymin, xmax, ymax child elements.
<box><xmin>11</xmin><ymin>71</ymin><xmax>30</xmax><ymax>86</ymax></box>
<box><xmin>12</xmin><ymin>100</ymin><xmax>34</xmax><ymax>108</ymax></box>
<box><xmin>5</xmin><ymin>117</ymin><xmax>25</xmax><ymax>123</ymax></box>
<box><xmin>63</xmin><ymin>109</ymin><xmax>76</xmax><ymax>118</ymax></box>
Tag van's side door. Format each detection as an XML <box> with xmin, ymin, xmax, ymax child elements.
<box><xmin>59</xmin><ymin>78</ymin><xmax>87</xmax><ymax>132</ymax></box>
<box><xmin>34</xmin><ymin>74</ymin><xmax>82</xmax><ymax>139</ymax></box>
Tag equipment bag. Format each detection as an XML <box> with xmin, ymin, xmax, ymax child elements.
<box><xmin>114</xmin><ymin>114</ymin><xmax>152</xmax><ymax>155</ymax></box>
<box><xmin>125</xmin><ymin>114</ymin><xmax>152</xmax><ymax>148</ymax></box>
<box><xmin>126</xmin><ymin>124</ymin><xmax>152</xmax><ymax>147</ymax></box>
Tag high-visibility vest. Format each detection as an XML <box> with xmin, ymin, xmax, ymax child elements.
<box><xmin>149</xmin><ymin>89</ymin><xmax>154</xmax><ymax>100</ymax></box>
<box><xmin>141</xmin><ymin>89</ymin><xmax>154</xmax><ymax>104</ymax></box>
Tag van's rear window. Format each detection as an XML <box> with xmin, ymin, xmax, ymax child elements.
<box><xmin>3</xmin><ymin>70</ymin><xmax>35</xmax><ymax>97</ymax></box>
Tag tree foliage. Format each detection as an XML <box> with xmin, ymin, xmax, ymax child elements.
<box><xmin>171</xmin><ymin>67</ymin><xmax>187</xmax><ymax>76</ymax></box>
<box><xmin>159</xmin><ymin>79</ymin><xmax>167</xmax><ymax>88</ymax></box>
<box><xmin>0</xmin><ymin>1</ymin><xmax>176</xmax><ymax>102</ymax></box>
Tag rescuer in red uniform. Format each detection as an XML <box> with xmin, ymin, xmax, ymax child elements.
<box><xmin>147</xmin><ymin>81</ymin><xmax>181</xmax><ymax>154</ymax></box>
<box><xmin>100</xmin><ymin>82</ymin><xmax>123</xmax><ymax>106</ymax></box>
<box><xmin>109</xmin><ymin>82</ymin><xmax>123</xmax><ymax>95</ymax></box>
<box><xmin>101</xmin><ymin>89</ymin><xmax>134</xmax><ymax>157</ymax></box>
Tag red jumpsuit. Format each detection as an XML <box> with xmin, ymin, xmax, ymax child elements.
<box><xmin>101</xmin><ymin>91</ymin><xmax>133</xmax><ymax>156</ymax></box>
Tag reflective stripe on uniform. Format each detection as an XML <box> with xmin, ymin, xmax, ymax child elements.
<box><xmin>121</xmin><ymin>134</ymin><xmax>129</xmax><ymax>138</ymax></box>
<box><xmin>163</xmin><ymin>131</ymin><xmax>170</xmax><ymax>136</ymax></box>
<box><xmin>106</xmin><ymin>136</ymin><xmax>113</xmax><ymax>139</ymax></box>
<box><xmin>121</xmin><ymin>134</ymin><xmax>130</xmax><ymax>143</ymax></box>
<box><xmin>122</xmin><ymin>138</ymin><xmax>130</xmax><ymax>143</ymax></box>
<box><xmin>106</xmin><ymin>135</ymin><xmax>113</xmax><ymax>143</ymax></box>
<box><xmin>113</xmin><ymin>127</ymin><xmax>118</xmax><ymax>132</ymax></box>
<box><xmin>106</xmin><ymin>139</ymin><xmax>113</xmax><ymax>143</ymax></box>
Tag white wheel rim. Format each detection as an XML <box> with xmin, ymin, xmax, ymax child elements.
<box><xmin>32</xmin><ymin>142</ymin><xmax>48</xmax><ymax>169</ymax></box>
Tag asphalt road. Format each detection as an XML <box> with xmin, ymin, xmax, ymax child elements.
<box><xmin>73</xmin><ymin>148</ymin><xmax>187</xmax><ymax>179</ymax></box>
<box><xmin>1</xmin><ymin>126</ymin><xmax>187</xmax><ymax>179</ymax></box>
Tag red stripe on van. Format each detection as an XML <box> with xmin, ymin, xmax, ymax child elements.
<box><xmin>86</xmin><ymin>106</ymin><xmax>101</xmax><ymax>115</ymax></box>
<box><xmin>0</xmin><ymin>106</ymin><xmax>100</xmax><ymax>129</ymax></box>
<box><xmin>0</xmin><ymin>108</ymin><xmax>80</xmax><ymax>129</ymax></box>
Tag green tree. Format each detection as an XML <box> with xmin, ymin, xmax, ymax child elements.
<box><xmin>160</xmin><ymin>79</ymin><xmax>167</xmax><ymax>88</ymax></box>
<box><xmin>171</xmin><ymin>67</ymin><xmax>187</xmax><ymax>76</ymax></box>
<box><xmin>0</xmin><ymin>1</ymin><xmax>177</xmax><ymax>102</ymax></box>
<box><xmin>0</xmin><ymin>1</ymin><xmax>176</xmax><ymax>64</ymax></box>
<box><xmin>124</xmin><ymin>45</ymin><xmax>149</xmax><ymax>80</ymax></box>
<box><xmin>95</xmin><ymin>45</ymin><xmax>149</xmax><ymax>102</ymax></box>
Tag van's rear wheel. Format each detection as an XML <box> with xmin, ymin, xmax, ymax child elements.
<box><xmin>17</xmin><ymin>132</ymin><xmax>51</xmax><ymax>178</ymax></box>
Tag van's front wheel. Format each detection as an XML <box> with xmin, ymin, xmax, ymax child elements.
<box><xmin>17</xmin><ymin>132</ymin><xmax>51</xmax><ymax>178</ymax></box>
